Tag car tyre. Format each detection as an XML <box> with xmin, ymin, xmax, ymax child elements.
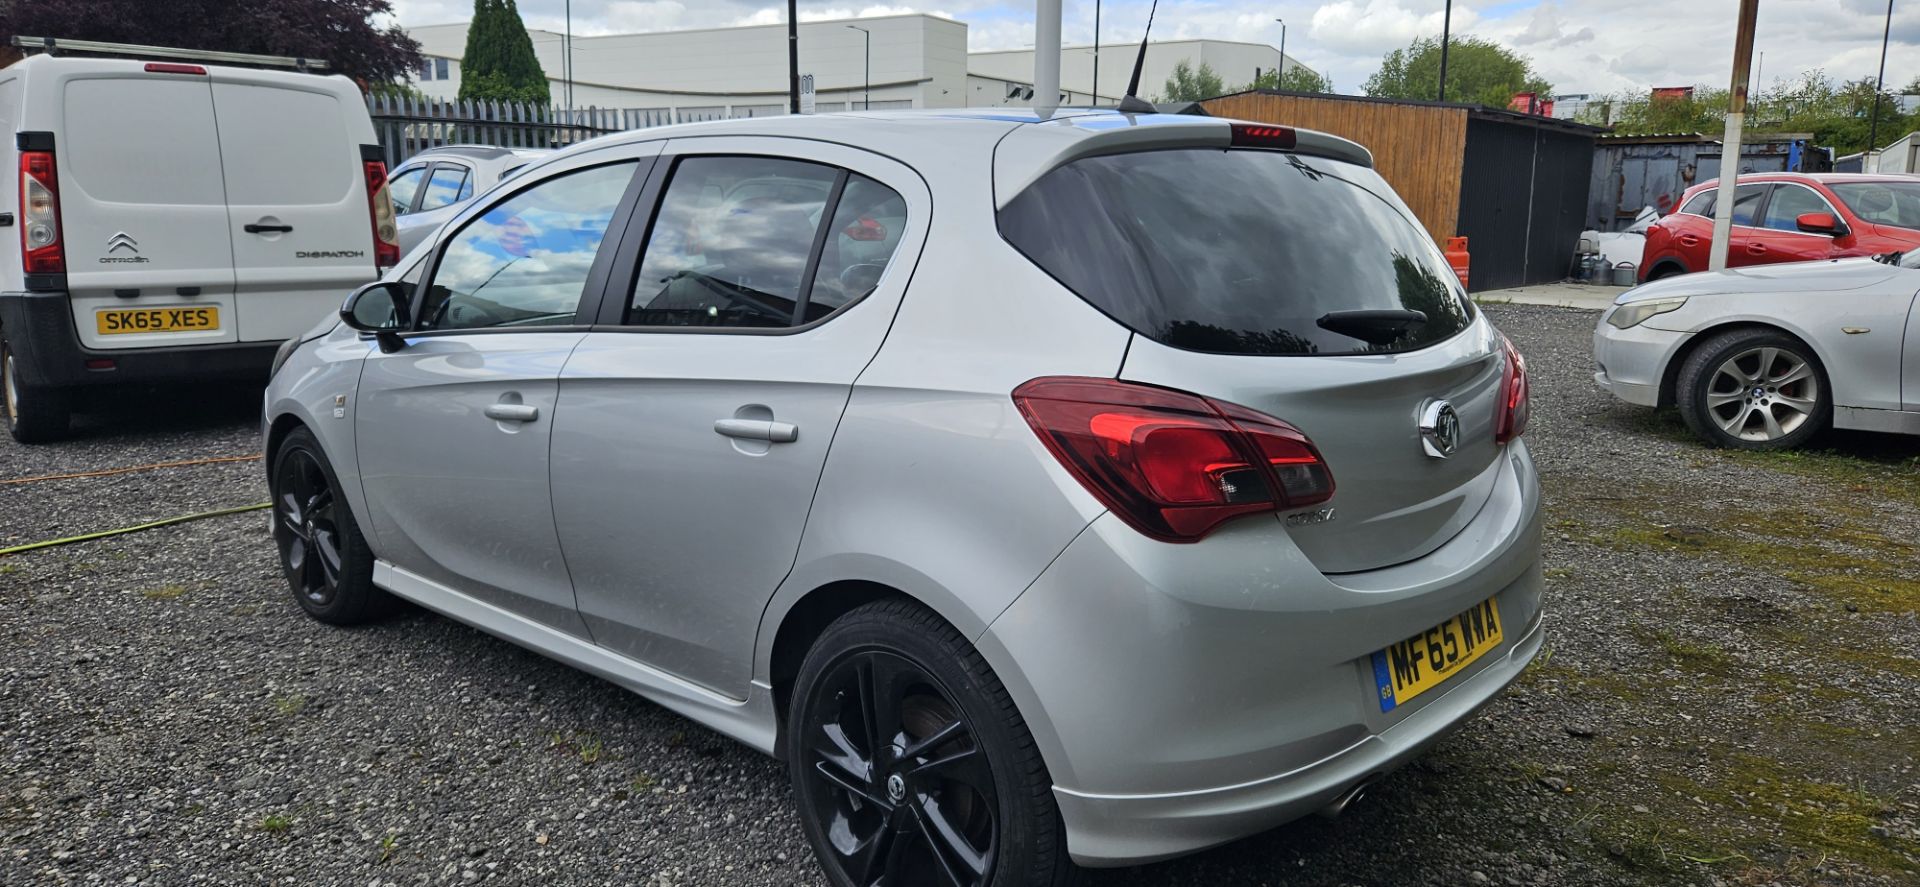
<box><xmin>787</xmin><ymin>599</ymin><xmax>1078</xmax><ymax>887</ymax></box>
<box><xmin>270</xmin><ymin>426</ymin><xmax>391</xmax><ymax>624</ymax></box>
<box><xmin>1676</xmin><ymin>329</ymin><xmax>1831</xmax><ymax>451</ymax></box>
<box><xmin>2</xmin><ymin>338</ymin><xmax>72</xmax><ymax>444</ymax></box>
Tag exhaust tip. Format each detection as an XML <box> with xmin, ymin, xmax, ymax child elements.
<box><xmin>1315</xmin><ymin>776</ymin><xmax>1378</xmax><ymax>819</ymax></box>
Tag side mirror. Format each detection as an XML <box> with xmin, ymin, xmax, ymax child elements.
<box><xmin>1795</xmin><ymin>212</ymin><xmax>1848</xmax><ymax>238</ymax></box>
<box><xmin>340</xmin><ymin>281</ymin><xmax>412</xmax><ymax>353</ymax></box>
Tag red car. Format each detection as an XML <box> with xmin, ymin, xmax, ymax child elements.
<box><xmin>1639</xmin><ymin>173</ymin><xmax>1920</xmax><ymax>282</ymax></box>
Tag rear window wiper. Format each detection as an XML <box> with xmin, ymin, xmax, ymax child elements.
<box><xmin>1316</xmin><ymin>309</ymin><xmax>1428</xmax><ymax>345</ymax></box>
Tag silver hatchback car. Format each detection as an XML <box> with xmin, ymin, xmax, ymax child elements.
<box><xmin>264</xmin><ymin>109</ymin><xmax>1544</xmax><ymax>885</ymax></box>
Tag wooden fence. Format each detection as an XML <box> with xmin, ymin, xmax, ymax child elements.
<box><xmin>364</xmin><ymin>95</ymin><xmax>676</xmax><ymax>167</ymax></box>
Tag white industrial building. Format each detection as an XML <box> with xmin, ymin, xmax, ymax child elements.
<box><xmin>403</xmin><ymin>13</ymin><xmax>1312</xmax><ymax>119</ymax></box>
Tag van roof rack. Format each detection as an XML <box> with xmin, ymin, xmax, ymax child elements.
<box><xmin>11</xmin><ymin>36</ymin><xmax>329</xmax><ymax>72</ymax></box>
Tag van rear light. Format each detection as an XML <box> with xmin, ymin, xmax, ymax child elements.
<box><xmin>19</xmin><ymin>150</ymin><xmax>63</xmax><ymax>274</ymax></box>
<box><xmin>1014</xmin><ymin>377</ymin><xmax>1334</xmax><ymax>542</ymax></box>
<box><xmin>1230</xmin><ymin>123</ymin><xmax>1297</xmax><ymax>150</ymax></box>
<box><xmin>144</xmin><ymin>63</ymin><xmax>207</xmax><ymax>75</ymax></box>
<box><xmin>1494</xmin><ymin>334</ymin><xmax>1530</xmax><ymax>444</ymax></box>
<box><xmin>362</xmin><ymin>160</ymin><xmax>400</xmax><ymax>271</ymax></box>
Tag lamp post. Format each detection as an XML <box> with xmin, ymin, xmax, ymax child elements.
<box><xmin>846</xmin><ymin>25</ymin><xmax>870</xmax><ymax>110</ymax></box>
<box><xmin>1274</xmin><ymin>18</ymin><xmax>1285</xmax><ymax>86</ymax></box>
<box><xmin>786</xmin><ymin>0</ymin><xmax>800</xmax><ymax>114</ymax></box>
<box><xmin>1092</xmin><ymin>0</ymin><xmax>1102</xmax><ymax>104</ymax></box>
<box><xmin>1437</xmin><ymin>0</ymin><xmax>1453</xmax><ymax>101</ymax></box>
<box><xmin>1866</xmin><ymin>0</ymin><xmax>1894</xmax><ymax>166</ymax></box>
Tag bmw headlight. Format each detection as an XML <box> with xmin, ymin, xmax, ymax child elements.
<box><xmin>1607</xmin><ymin>297</ymin><xmax>1688</xmax><ymax>329</ymax></box>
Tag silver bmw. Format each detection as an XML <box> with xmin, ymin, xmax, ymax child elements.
<box><xmin>263</xmin><ymin>109</ymin><xmax>1544</xmax><ymax>885</ymax></box>
<box><xmin>1594</xmin><ymin>249</ymin><xmax>1920</xmax><ymax>450</ymax></box>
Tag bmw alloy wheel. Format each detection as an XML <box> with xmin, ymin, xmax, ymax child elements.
<box><xmin>1703</xmin><ymin>346</ymin><xmax>1820</xmax><ymax>442</ymax></box>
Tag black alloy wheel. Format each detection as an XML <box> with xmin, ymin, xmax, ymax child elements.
<box><xmin>275</xmin><ymin>446</ymin><xmax>345</xmax><ymax>609</ymax></box>
<box><xmin>788</xmin><ymin>600</ymin><xmax>1076</xmax><ymax>887</ymax></box>
<box><xmin>269</xmin><ymin>427</ymin><xmax>387</xmax><ymax>624</ymax></box>
<box><xmin>800</xmin><ymin>648</ymin><xmax>999</xmax><ymax>886</ymax></box>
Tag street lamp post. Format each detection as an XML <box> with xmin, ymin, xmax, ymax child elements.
<box><xmin>1867</xmin><ymin>0</ymin><xmax>1894</xmax><ymax>165</ymax></box>
<box><xmin>1275</xmin><ymin>18</ymin><xmax>1285</xmax><ymax>86</ymax></box>
<box><xmin>846</xmin><ymin>25</ymin><xmax>870</xmax><ymax>110</ymax></box>
<box><xmin>1438</xmin><ymin>0</ymin><xmax>1453</xmax><ymax>101</ymax></box>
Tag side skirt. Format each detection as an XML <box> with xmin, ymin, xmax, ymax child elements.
<box><xmin>374</xmin><ymin>561</ymin><xmax>781</xmax><ymax>756</ymax></box>
<box><xmin>1834</xmin><ymin>405</ymin><xmax>1920</xmax><ymax>436</ymax></box>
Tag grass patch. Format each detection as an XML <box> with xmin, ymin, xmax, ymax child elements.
<box><xmin>1640</xmin><ymin>628</ymin><xmax>1733</xmax><ymax>672</ymax></box>
<box><xmin>1606</xmin><ymin>505</ymin><xmax>1920</xmax><ymax>613</ymax></box>
<box><xmin>548</xmin><ymin>731</ymin><xmax>608</xmax><ymax>766</ymax></box>
<box><xmin>1654</xmin><ymin>753</ymin><xmax>1918</xmax><ymax>877</ymax></box>
<box><xmin>630</xmin><ymin>772</ymin><xmax>656</xmax><ymax>793</ymax></box>
<box><xmin>140</xmin><ymin>584</ymin><xmax>191</xmax><ymax>600</ymax></box>
<box><xmin>257</xmin><ymin>813</ymin><xmax>293</xmax><ymax>834</ymax></box>
<box><xmin>375</xmin><ymin>832</ymin><xmax>399</xmax><ymax>864</ymax></box>
<box><xmin>0</xmin><ymin>563</ymin><xmax>19</xmax><ymax>575</ymax></box>
<box><xmin>272</xmin><ymin>694</ymin><xmax>307</xmax><ymax>716</ymax></box>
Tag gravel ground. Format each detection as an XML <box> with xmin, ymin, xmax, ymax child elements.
<box><xmin>3</xmin><ymin>305</ymin><xmax>1917</xmax><ymax>886</ymax></box>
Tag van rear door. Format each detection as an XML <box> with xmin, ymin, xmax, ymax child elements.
<box><xmin>208</xmin><ymin>70</ymin><xmax>377</xmax><ymax>342</ymax></box>
<box><xmin>58</xmin><ymin>67</ymin><xmax>239</xmax><ymax>350</ymax></box>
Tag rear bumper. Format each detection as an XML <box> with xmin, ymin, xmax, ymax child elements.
<box><xmin>0</xmin><ymin>291</ymin><xmax>276</xmax><ymax>388</ymax></box>
<box><xmin>979</xmin><ymin>441</ymin><xmax>1545</xmax><ymax>867</ymax></box>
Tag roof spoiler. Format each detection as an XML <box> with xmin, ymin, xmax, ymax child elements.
<box><xmin>994</xmin><ymin>116</ymin><xmax>1374</xmax><ymax>208</ymax></box>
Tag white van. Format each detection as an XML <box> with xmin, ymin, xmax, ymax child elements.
<box><xmin>0</xmin><ymin>48</ymin><xmax>399</xmax><ymax>441</ymax></box>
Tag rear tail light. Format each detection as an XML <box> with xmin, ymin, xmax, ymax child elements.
<box><xmin>362</xmin><ymin>160</ymin><xmax>400</xmax><ymax>270</ymax></box>
<box><xmin>20</xmin><ymin>150</ymin><xmax>63</xmax><ymax>274</ymax></box>
<box><xmin>1494</xmin><ymin>334</ymin><xmax>1530</xmax><ymax>444</ymax></box>
<box><xmin>1014</xmin><ymin>377</ymin><xmax>1334</xmax><ymax>542</ymax></box>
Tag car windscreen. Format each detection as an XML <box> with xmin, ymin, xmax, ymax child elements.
<box><xmin>1829</xmin><ymin>181</ymin><xmax>1920</xmax><ymax>231</ymax></box>
<box><xmin>998</xmin><ymin>148</ymin><xmax>1473</xmax><ymax>356</ymax></box>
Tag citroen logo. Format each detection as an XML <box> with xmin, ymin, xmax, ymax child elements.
<box><xmin>1419</xmin><ymin>400</ymin><xmax>1461</xmax><ymax>459</ymax></box>
<box><xmin>106</xmin><ymin>232</ymin><xmax>138</xmax><ymax>254</ymax></box>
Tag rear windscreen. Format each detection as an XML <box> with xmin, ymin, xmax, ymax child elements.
<box><xmin>998</xmin><ymin>148</ymin><xmax>1473</xmax><ymax>356</ymax></box>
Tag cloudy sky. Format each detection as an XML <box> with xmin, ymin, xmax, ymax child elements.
<box><xmin>387</xmin><ymin>0</ymin><xmax>1917</xmax><ymax>98</ymax></box>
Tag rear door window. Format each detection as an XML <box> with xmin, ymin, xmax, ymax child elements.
<box><xmin>999</xmin><ymin>148</ymin><xmax>1472</xmax><ymax>356</ymax></box>
<box><xmin>420</xmin><ymin>165</ymin><xmax>471</xmax><ymax>211</ymax></box>
<box><xmin>1730</xmin><ymin>184</ymin><xmax>1767</xmax><ymax>227</ymax></box>
<box><xmin>1680</xmin><ymin>191</ymin><xmax>1714</xmax><ymax>216</ymax></box>
<box><xmin>626</xmin><ymin>156</ymin><xmax>840</xmax><ymax>328</ymax></box>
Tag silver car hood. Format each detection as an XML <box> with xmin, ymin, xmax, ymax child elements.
<box><xmin>1618</xmin><ymin>257</ymin><xmax>1900</xmax><ymax>303</ymax></box>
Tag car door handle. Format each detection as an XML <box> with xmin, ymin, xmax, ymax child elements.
<box><xmin>1678</xmin><ymin>235</ymin><xmax>1700</xmax><ymax>246</ymax></box>
<box><xmin>714</xmin><ymin>418</ymin><xmax>798</xmax><ymax>443</ymax></box>
<box><xmin>1746</xmin><ymin>243</ymin><xmax>1767</xmax><ymax>255</ymax></box>
<box><xmin>244</xmin><ymin>223</ymin><xmax>294</xmax><ymax>234</ymax></box>
<box><xmin>485</xmin><ymin>403</ymin><xmax>540</xmax><ymax>422</ymax></box>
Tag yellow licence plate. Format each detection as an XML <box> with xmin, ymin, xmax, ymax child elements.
<box><xmin>1371</xmin><ymin>597</ymin><xmax>1503</xmax><ymax>712</ymax></box>
<box><xmin>96</xmin><ymin>306</ymin><xmax>220</xmax><ymax>335</ymax></box>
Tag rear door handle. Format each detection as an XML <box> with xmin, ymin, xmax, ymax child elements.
<box><xmin>485</xmin><ymin>403</ymin><xmax>540</xmax><ymax>422</ymax></box>
<box><xmin>1678</xmin><ymin>235</ymin><xmax>1700</xmax><ymax>246</ymax></box>
<box><xmin>244</xmin><ymin>223</ymin><xmax>294</xmax><ymax>234</ymax></box>
<box><xmin>714</xmin><ymin>418</ymin><xmax>798</xmax><ymax>443</ymax></box>
<box><xmin>1746</xmin><ymin>243</ymin><xmax>1767</xmax><ymax>255</ymax></box>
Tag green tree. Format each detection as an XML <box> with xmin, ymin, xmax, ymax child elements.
<box><xmin>1158</xmin><ymin>60</ymin><xmax>1228</xmax><ymax>102</ymax></box>
<box><xmin>459</xmin><ymin>0</ymin><xmax>549</xmax><ymax>104</ymax></box>
<box><xmin>1597</xmin><ymin>70</ymin><xmax>1920</xmax><ymax>155</ymax></box>
<box><xmin>1363</xmin><ymin>35</ymin><xmax>1551</xmax><ymax>107</ymax></box>
<box><xmin>1246</xmin><ymin>64</ymin><xmax>1332</xmax><ymax>94</ymax></box>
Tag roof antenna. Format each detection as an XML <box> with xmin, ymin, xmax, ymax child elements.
<box><xmin>1117</xmin><ymin>0</ymin><xmax>1159</xmax><ymax>113</ymax></box>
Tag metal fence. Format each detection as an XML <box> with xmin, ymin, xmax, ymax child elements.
<box><xmin>365</xmin><ymin>96</ymin><xmax>680</xmax><ymax>167</ymax></box>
